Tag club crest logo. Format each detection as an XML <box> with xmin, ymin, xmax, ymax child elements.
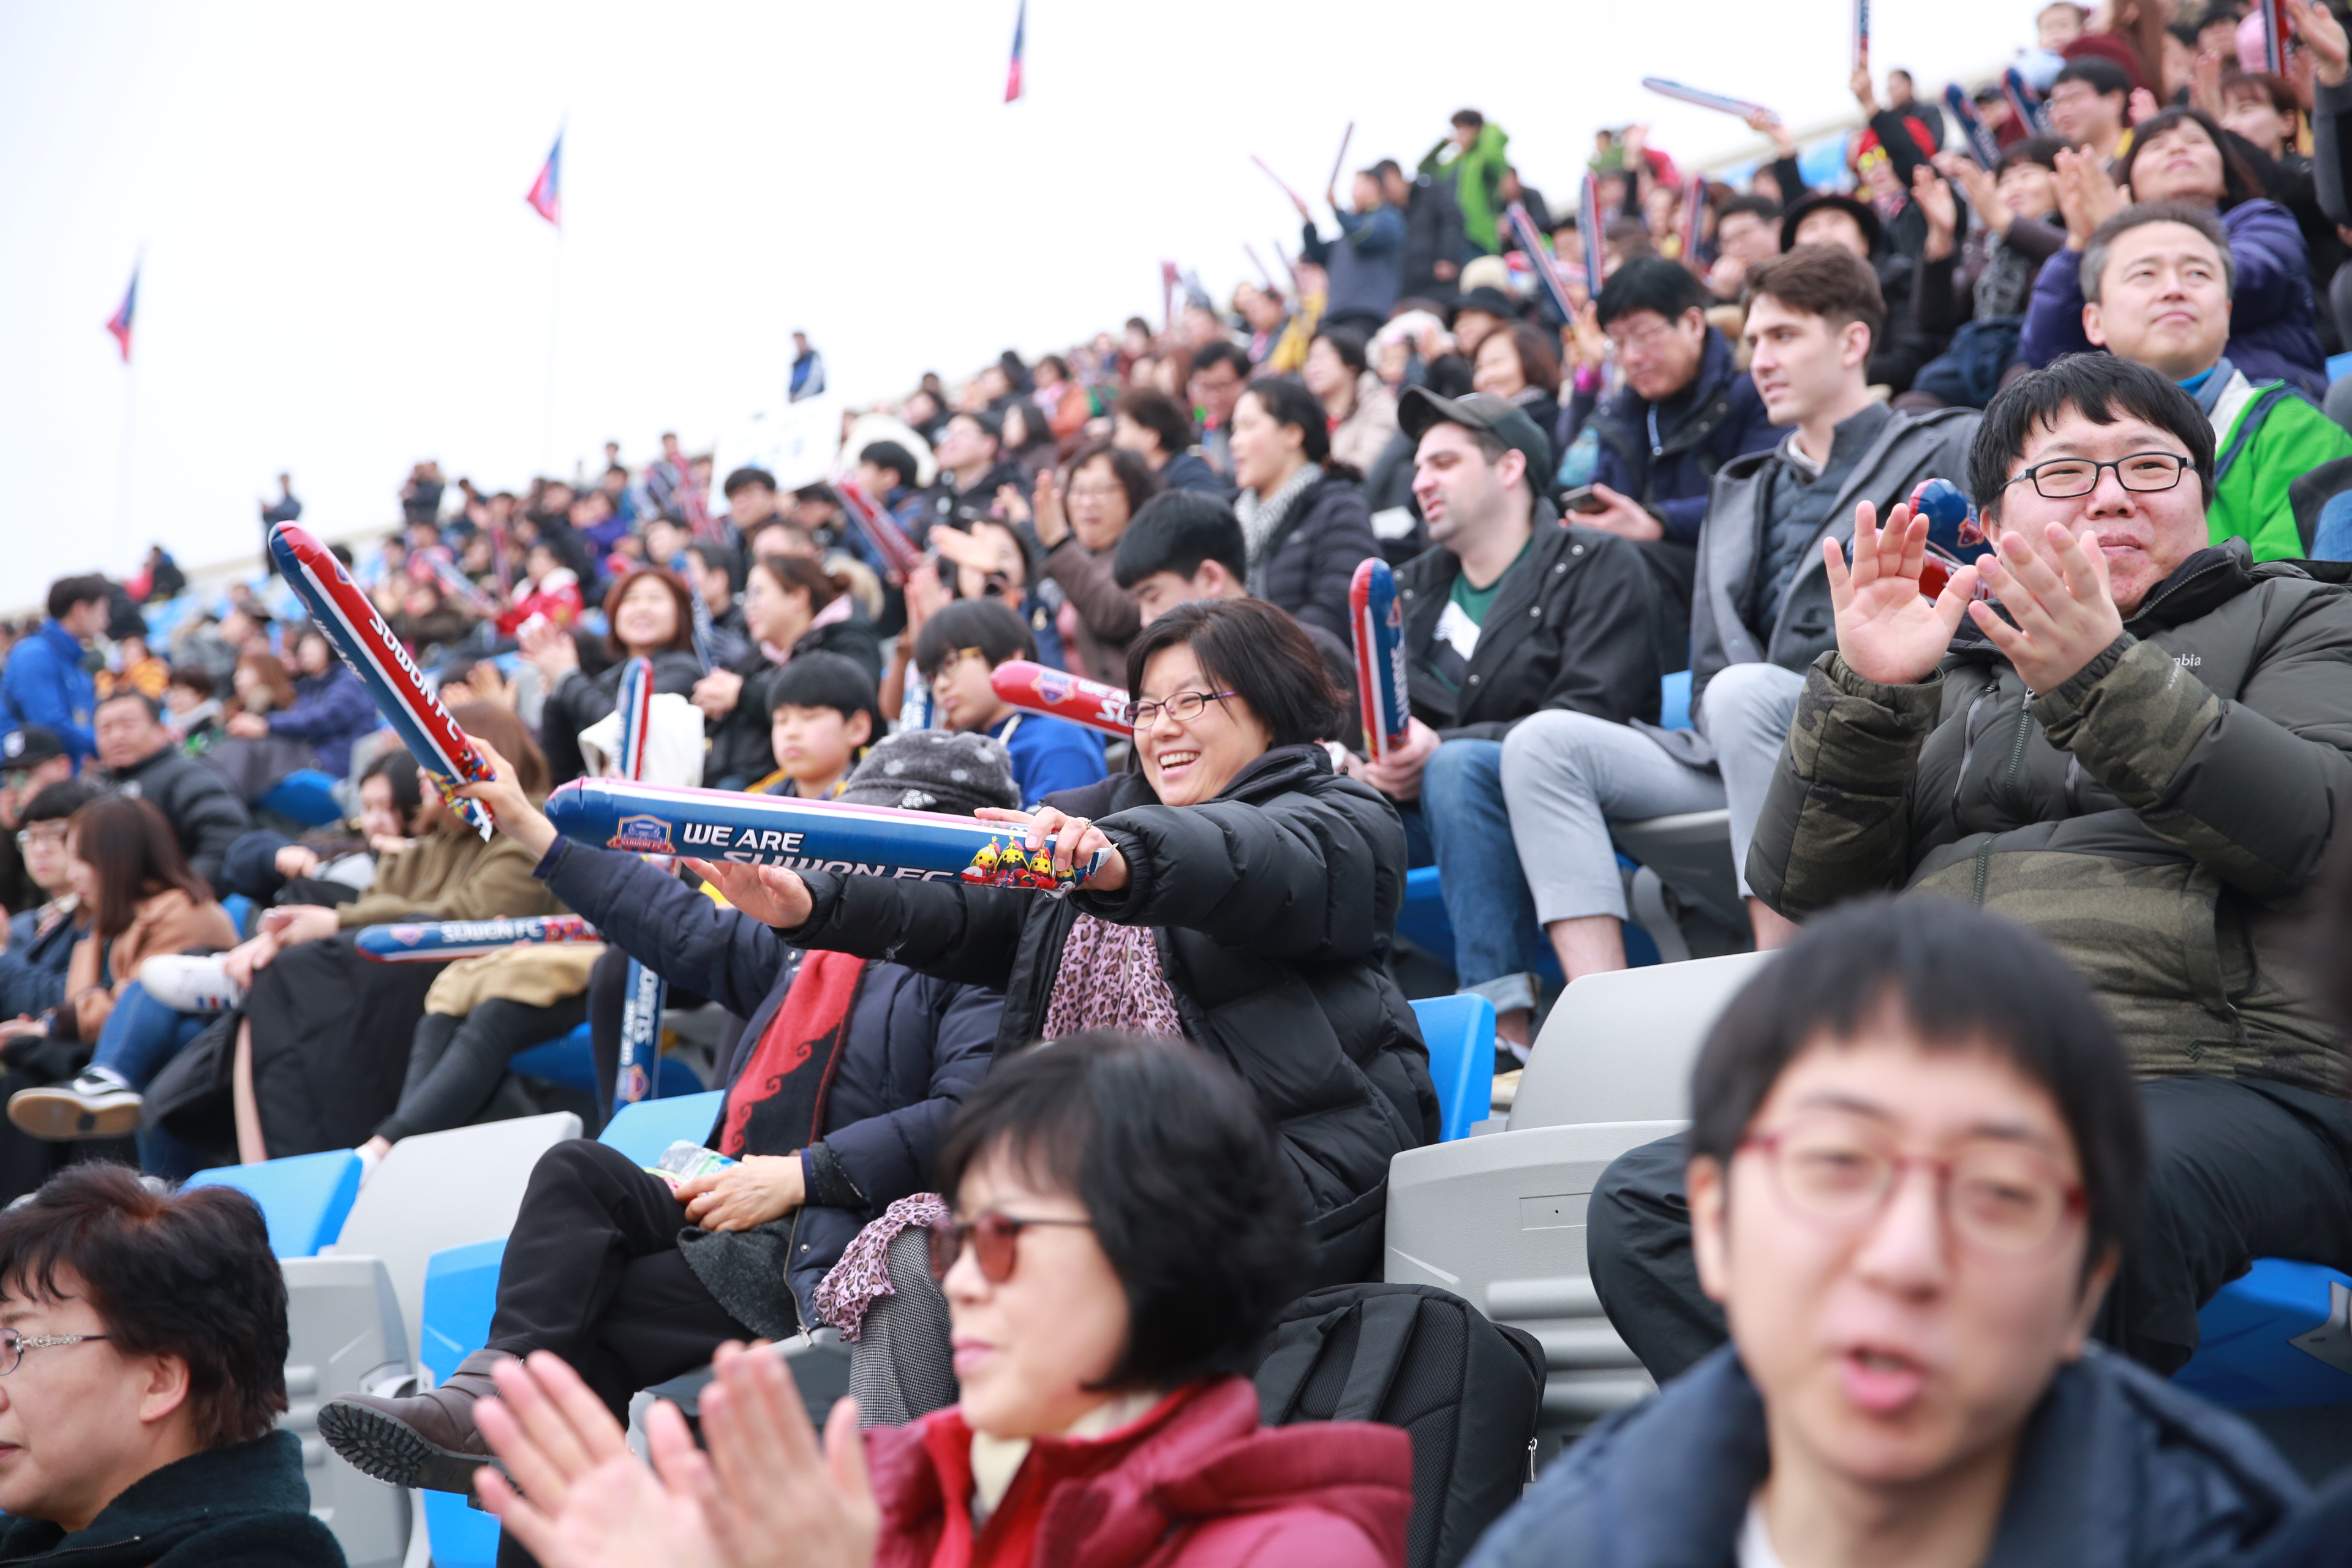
<box><xmin>607</xmin><ymin>813</ymin><xmax>676</xmax><ymax>854</ymax></box>
<box><xmin>389</xmin><ymin>925</ymin><xmax>426</xmax><ymax>946</ymax></box>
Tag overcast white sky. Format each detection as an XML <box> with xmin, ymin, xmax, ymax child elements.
<box><xmin>0</xmin><ymin>0</ymin><xmax>2034</xmax><ymax>604</ymax></box>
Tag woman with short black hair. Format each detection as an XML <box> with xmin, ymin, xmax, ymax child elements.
<box><xmin>0</xmin><ymin>1164</ymin><xmax>342</xmax><ymax>1565</ymax></box>
<box><xmin>1228</xmin><ymin>377</ymin><xmax>1382</xmax><ymax>641</ymax></box>
<box><xmin>686</xmin><ymin>595</ymin><xmax>1436</xmax><ymax>1286</ymax></box>
<box><xmin>998</xmin><ymin>439</ymin><xmax>1158</xmax><ymax>685</ymax></box>
<box><xmin>523</xmin><ymin>566</ymin><xmax>708</xmax><ymax>786</ymax></box>
<box><xmin>474</xmin><ymin>1033</ymin><xmax>1417</xmax><ymax>1568</ymax></box>
<box><xmin>695</xmin><ymin>554</ymin><xmax>883</xmax><ymax>791</ymax></box>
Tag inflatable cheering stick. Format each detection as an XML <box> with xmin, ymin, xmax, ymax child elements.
<box><xmin>990</xmin><ymin>660</ymin><xmax>1131</xmax><ymax>739</ymax></box>
<box><xmin>268</xmin><ymin>522</ymin><xmax>497</xmax><ymax>838</ymax></box>
<box><xmin>1905</xmin><ymin>478</ymin><xmax>1994</xmax><ymax>602</ymax></box>
<box><xmin>544</xmin><ymin>780</ymin><xmax>1110</xmax><ymax>892</ymax></box>
<box><xmin>357</xmin><ymin>915</ymin><xmax>602</xmax><ymax>962</ymax></box>
<box><xmin>1351</xmin><ymin>559</ymin><xmax>1412</xmax><ymax>763</ymax></box>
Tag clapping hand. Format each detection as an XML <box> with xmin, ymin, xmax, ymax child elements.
<box><xmin>1964</xmin><ymin>522</ymin><xmax>2125</xmax><ymax>693</ymax></box>
<box><xmin>1826</xmin><ymin>500</ymin><xmax>1982</xmax><ymax>686</ymax></box>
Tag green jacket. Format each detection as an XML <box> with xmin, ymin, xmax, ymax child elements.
<box><xmin>1749</xmin><ymin>540</ymin><xmax>2352</xmax><ymax>1096</ymax></box>
<box><xmin>2204</xmin><ymin>363</ymin><xmax>2352</xmax><ymax>561</ymax></box>
<box><xmin>1419</xmin><ymin>123</ymin><xmax>1510</xmax><ymax>254</ymax></box>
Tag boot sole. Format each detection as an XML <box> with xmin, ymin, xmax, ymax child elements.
<box><xmin>317</xmin><ymin>1400</ymin><xmax>497</xmax><ymax>1495</ymax></box>
<box><xmin>7</xmin><ymin>1094</ymin><xmax>142</xmax><ymax>1142</ymax></box>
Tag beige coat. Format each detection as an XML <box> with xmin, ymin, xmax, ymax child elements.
<box><xmin>66</xmin><ymin>888</ymin><xmax>239</xmax><ymax>1040</ymax></box>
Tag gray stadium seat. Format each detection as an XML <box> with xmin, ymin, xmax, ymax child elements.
<box><xmin>1386</xmin><ymin>952</ymin><xmax>1773</xmax><ymax>1458</ymax></box>
<box><xmin>279</xmin><ymin>1254</ymin><xmax>413</xmax><ymax>1568</ymax></box>
<box><xmin>1612</xmin><ymin>809</ymin><xmax>1744</xmax><ymax>962</ymax></box>
<box><xmin>326</xmin><ymin>1110</ymin><xmax>582</xmax><ymax>1368</ymax></box>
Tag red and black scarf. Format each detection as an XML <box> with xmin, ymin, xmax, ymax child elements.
<box><xmin>718</xmin><ymin>949</ymin><xmax>865</xmax><ymax>1158</ymax></box>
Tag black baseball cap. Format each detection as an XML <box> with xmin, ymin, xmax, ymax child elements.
<box><xmin>1397</xmin><ymin>387</ymin><xmax>1555</xmax><ymax>492</ymax></box>
<box><xmin>1</xmin><ymin>727</ymin><xmax>67</xmax><ymax>770</ymax></box>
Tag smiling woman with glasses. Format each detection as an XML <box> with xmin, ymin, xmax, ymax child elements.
<box><xmin>686</xmin><ymin>595</ymin><xmax>1438</xmax><ymax>1291</ymax></box>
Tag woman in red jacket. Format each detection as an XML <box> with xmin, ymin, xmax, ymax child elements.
<box><xmin>470</xmin><ymin>1032</ymin><xmax>1413</xmax><ymax>1568</ymax></box>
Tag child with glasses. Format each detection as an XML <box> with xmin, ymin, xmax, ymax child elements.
<box><xmin>1468</xmin><ymin>895</ymin><xmax>2305</xmax><ymax>1568</ymax></box>
<box><xmin>910</xmin><ymin>598</ymin><xmax>1105</xmax><ymax>809</ymax></box>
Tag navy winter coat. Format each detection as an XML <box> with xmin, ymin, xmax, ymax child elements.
<box><xmin>1466</xmin><ymin>1346</ymin><xmax>2304</xmax><ymax>1568</ymax></box>
<box><xmin>265</xmin><ymin>663</ymin><xmax>377</xmax><ymax>777</ymax></box>
<box><xmin>0</xmin><ymin>1431</ymin><xmax>343</xmax><ymax>1567</ymax></box>
<box><xmin>1250</xmin><ymin>472</ymin><xmax>1383</xmax><ymax>643</ymax></box>
<box><xmin>2021</xmin><ymin>199</ymin><xmax>2328</xmax><ymax>398</ymax></box>
<box><xmin>781</xmin><ymin>745</ymin><xmax>1439</xmax><ymax>1289</ymax></box>
<box><xmin>535</xmin><ymin>838</ymin><xmax>1001</xmax><ymax>1319</ymax></box>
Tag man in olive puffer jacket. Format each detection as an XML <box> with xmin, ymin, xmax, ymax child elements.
<box><xmin>1589</xmin><ymin>355</ymin><xmax>2352</xmax><ymax>1382</ymax></box>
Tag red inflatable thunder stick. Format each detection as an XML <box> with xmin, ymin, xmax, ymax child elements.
<box><xmin>989</xmin><ymin>660</ymin><xmax>1131</xmax><ymax>739</ymax></box>
<box><xmin>1351</xmin><ymin>559</ymin><xmax>1411</xmax><ymax>763</ymax></box>
<box><xmin>833</xmin><ymin>474</ymin><xmax>923</xmax><ymax>579</ymax></box>
<box><xmin>268</xmin><ymin>522</ymin><xmax>497</xmax><ymax>838</ymax></box>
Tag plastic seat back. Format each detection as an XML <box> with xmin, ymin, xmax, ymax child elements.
<box><xmin>2173</xmin><ymin>1258</ymin><xmax>2352</xmax><ymax>1409</ymax></box>
<box><xmin>279</xmin><ymin>1254</ymin><xmax>411</xmax><ymax>1568</ymax></box>
<box><xmin>417</xmin><ymin>1239</ymin><xmax>511</xmax><ymax>1567</ymax></box>
<box><xmin>600</xmin><ymin>1090</ymin><xmax>726</xmax><ymax>1167</ymax></box>
<box><xmin>330</xmin><ymin>1110</ymin><xmax>581</xmax><ymax>1366</ymax></box>
<box><xmin>1407</xmin><ymin>995</ymin><xmax>1494</xmax><ymax>1142</ymax></box>
<box><xmin>187</xmin><ymin>1148</ymin><xmax>363</xmax><ymax>1257</ymax></box>
<box><xmin>1509</xmin><ymin>951</ymin><xmax>1771</xmax><ymax>1131</ymax></box>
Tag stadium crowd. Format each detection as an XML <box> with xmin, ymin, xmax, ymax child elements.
<box><xmin>6</xmin><ymin>2</ymin><xmax>2352</xmax><ymax>1562</ymax></box>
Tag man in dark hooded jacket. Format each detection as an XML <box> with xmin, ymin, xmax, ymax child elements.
<box><xmin>317</xmin><ymin>729</ymin><xmax>1008</xmax><ymax>1495</ymax></box>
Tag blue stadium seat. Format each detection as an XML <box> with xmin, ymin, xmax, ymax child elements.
<box><xmin>600</xmin><ymin>1090</ymin><xmax>725</xmax><ymax>1167</ymax></box>
<box><xmin>186</xmin><ymin>1148</ymin><xmax>362</xmax><ymax>1257</ymax></box>
<box><xmin>508</xmin><ymin>1021</ymin><xmax>704</xmax><ymax>1100</ymax></box>
<box><xmin>258</xmin><ymin>767</ymin><xmax>345</xmax><ymax>828</ymax></box>
<box><xmin>417</xmin><ymin>1238</ymin><xmax>508</xmax><ymax>1567</ymax></box>
<box><xmin>221</xmin><ymin>892</ymin><xmax>257</xmax><ymax>940</ymax></box>
<box><xmin>2329</xmin><ymin>351</ymin><xmax>2352</xmax><ymax>386</ymax></box>
<box><xmin>1659</xmin><ymin>668</ymin><xmax>1694</xmax><ymax>732</ymax></box>
<box><xmin>1408</xmin><ymin>995</ymin><xmax>1494</xmax><ymax>1142</ymax></box>
<box><xmin>2171</xmin><ymin>1258</ymin><xmax>2352</xmax><ymax>1409</ymax></box>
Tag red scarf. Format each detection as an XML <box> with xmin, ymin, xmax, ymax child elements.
<box><xmin>718</xmin><ymin>949</ymin><xmax>865</xmax><ymax>1157</ymax></box>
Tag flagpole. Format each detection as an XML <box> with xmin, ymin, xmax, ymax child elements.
<box><xmin>113</xmin><ymin>355</ymin><xmax>137</xmax><ymax>573</ymax></box>
<box><xmin>540</xmin><ymin>232</ymin><xmax>562</xmax><ymax>475</ymax></box>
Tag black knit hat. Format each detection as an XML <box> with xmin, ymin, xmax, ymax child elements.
<box><xmin>838</xmin><ymin>728</ymin><xmax>1019</xmax><ymax>816</ymax></box>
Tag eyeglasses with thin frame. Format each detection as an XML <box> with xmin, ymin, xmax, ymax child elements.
<box><xmin>0</xmin><ymin>1328</ymin><xmax>108</xmax><ymax>1376</ymax></box>
<box><xmin>13</xmin><ymin>827</ymin><xmax>67</xmax><ymax>851</ymax></box>
<box><xmin>1121</xmin><ymin>689</ymin><xmax>1238</xmax><ymax>729</ymax></box>
<box><xmin>2001</xmin><ymin>451</ymin><xmax>2190</xmax><ymax>501</ymax></box>
<box><xmin>927</xmin><ymin>1212</ymin><xmax>1093</xmax><ymax>1283</ymax></box>
<box><xmin>1740</xmin><ymin>1114</ymin><xmax>2085</xmax><ymax>1253</ymax></box>
<box><xmin>925</xmin><ymin>647</ymin><xmax>990</xmax><ymax>688</ymax></box>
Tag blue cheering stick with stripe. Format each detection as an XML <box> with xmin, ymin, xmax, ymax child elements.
<box><xmin>1946</xmin><ymin>84</ymin><xmax>2003</xmax><ymax>169</ymax></box>
<box><xmin>609</xmin><ymin>655</ymin><xmax>668</xmax><ymax>1109</ymax></box>
<box><xmin>270</xmin><ymin>523</ymin><xmax>496</xmax><ymax>839</ymax></box>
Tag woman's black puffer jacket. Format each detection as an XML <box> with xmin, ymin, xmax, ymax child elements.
<box><xmin>539</xmin><ymin>650</ymin><xmax>706</xmax><ymax>785</ymax></box>
<box><xmin>703</xmin><ymin>619</ymin><xmax>886</xmax><ymax>790</ymax></box>
<box><xmin>779</xmin><ymin>743</ymin><xmax>1438</xmax><ymax>1286</ymax></box>
<box><xmin>1250</xmin><ymin>472</ymin><xmax>1382</xmax><ymax>644</ymax></box>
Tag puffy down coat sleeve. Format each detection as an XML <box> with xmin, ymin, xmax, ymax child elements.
<box><xmin>2033</xmin><ymin>620</ymin><xmax>2352</xmax><ymax>902</ymax></box>
<box><xmin>1745</xmin><ymin>651</ymin><xmax>1945</xmax><ymax>917</ymax></box>
<box><xmin>782</xmin><ymin>873</ymin><xmax>1035</xmax><ymax>993</ymax></box>
<box><xmin>1081</xmin><ymin>774</ymin><xmax>1403</xmax><ymax>963</ymax></box>
<box><xmin>534</xmin><ymin>837</ymin><xmax>787</xmax><ymax>1021</ymax></box>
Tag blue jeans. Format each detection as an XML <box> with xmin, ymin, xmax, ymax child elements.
<box><xmin>90</xmin><ymin>982</ymin><xmax>209</xmax><ymax>1090</ymax></box>
<box><xmin>1409</xmin><ymin>739</ymin><xmax>1547</xmax><ymax>1014</ymax></box>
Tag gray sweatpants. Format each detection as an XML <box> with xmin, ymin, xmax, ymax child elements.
<box><xmin>1498</xmin><ymin>662</ymin><xmax>1806</xmax><ymax>923</ymax></box>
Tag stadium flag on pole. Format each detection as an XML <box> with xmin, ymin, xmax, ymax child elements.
<box><xmin>526</xmin><ymin>130</ymin><xmax>563</xmax><ymax>228</ymax></box>
<box><xmin>1004</xmin><ymin>0</ymin><xmax>1026</xmax><ymax>102</ymax></box>
<box><xmin>105</xmin><ymin>265</ymin><xmax>138</xmax><ymax>363</ymax></box>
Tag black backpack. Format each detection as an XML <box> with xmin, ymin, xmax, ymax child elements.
<box><xmin>1254</xmin><ymin>1282</ymin><xmax>1546</xmax><ymax>1568</ymax></box>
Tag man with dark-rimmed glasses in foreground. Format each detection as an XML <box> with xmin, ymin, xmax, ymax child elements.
<box><xmin>1471</xmin><ymin>897</ymin><xmax>2306</xmax><ymax>1568</ymax></box>
<box><xmin>1588</xmin><ymin>352</ymin><xmax>2352</xmax><ymax>1391</ymax></box>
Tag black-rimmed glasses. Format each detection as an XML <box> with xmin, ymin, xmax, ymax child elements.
<box><xmin>1120</xmin><ymin>689</ymin><xmax>1237</xmax><ymax>728</ymax></box>
<box><xmin>2001</xmin><ymin>452</ymin><xmax>2190</xmax><ymax>501</ymax></box>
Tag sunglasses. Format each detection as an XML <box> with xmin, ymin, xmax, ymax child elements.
<box><xmin>926</xmin><ymin>1212</ymin><xmax>1092</xmax><ymax>1283</ymax></box>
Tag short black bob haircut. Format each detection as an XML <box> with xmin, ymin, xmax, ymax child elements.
<box><xmin>1124</xmin><ymin>596</ymin><xmax>1344</xmax><ymax>753</ymax></box>
<box><xmin>46</xmin><ymin>575</ymin><xmax>110</xmax><ymax>622</ymax></box>
<box><xmin>936</xmin><ymin>1031</ymin><xmax>1306</xmax><ymax>1390</ymax></box>
<box><xmin>1596</xmin><ymin>255</ymin><xmax>1712</xmax><ymax>331</ymax></box>
<box><xmin>911</xmin><ymin>596</ymin><xmax>1035</xmax><ymax>682</ymax></box>
<box><xmin>1063</xmin><ymin>438</ymin><xmax>1159</xmax><ymax>523</ymax></box>
<box><xmin>1240</xmin><ymin>377</ymin><xmax>1333</xmax><ymax>467</ymax></box>
<box><xmin>1687</xmin><ymin>896</ymin><xmax>2147</xmax><ymax>1273</ymax></box>
<box><xmin>1970</xmin><ymin>353</ymin><xmax>2215</xmax><ymax>524</ymax></box>
<box><xmin>858</xmin><ymin>440</ymin><xmax>921</xmax><ymax>492</ymax></box>
<box><xmin>722</xmin><ymin>466</ymin><xmax>778</xmax><ymax>499</ymax></box>
<box><xmin>1112</xmin><ymin>491</ymin><xmax>1248</xmax><ymax>590</ymax></box>
<box><xmin>1110</xmin><ymin>388</ymin><xmax>1196</xmax><ymax>459</ymax></box>
<box><xmin>0</xmin><ymin>1164</ymin><xmax>290</xmax><ymax>1447</ymax></box>
<box><xmin>766</xmin><ymin>649</ymin><xmax>881</xmax><ymax>734</ymax></box>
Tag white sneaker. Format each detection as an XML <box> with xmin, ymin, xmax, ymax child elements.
<box><xmin>138</xmin><ymin>954</ymin><xmax>244</xmax><ymax>1013</ymax></box>
<box><xmin>10</xmin><ymin>1070</ymin><xmax>144</xmax><ymax>1141</ymax></box>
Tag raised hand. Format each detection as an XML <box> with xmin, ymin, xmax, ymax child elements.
<box><xmin>1965</xmin><ymin>522</ymin><xmax>2125</xmax><ymax>693</ymax></box>
<box><xmin>1825</xmin><ymin>500</ymin><xmax>1980</xmax><ymax>686</ymax></box>
<box><xmin>1030</xmin><ymin>467</ymin><xmax>1069</xmax><ymax>548</ymax></box>
<box><xmin>1912</xmin><ymin>166</ymin><xmax>1959</xmax><ymax>260</ymax></box>
<box><xmin>697</xmin><ymin>1343</ymin><xmax>878</xmax><ymax>1568</ymax></box>
<box><xmin>973</xmin><ymin>805</ymin><xmax>1129</xmax><ymax>889</ymax></box>
<box><xmin>453</xmin><ymin>736</ymin><xmax>558</xmax><ymax>858</ymax></box>
<box><xmin>683</xmin><ymin>859</ymin><xmax>815</xmax><ymax>929</ymax></box>
<box><xmin>2287</xmin><ymin>0</ymin><xmax>2350</xmax><ymax>85</ymax></box>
